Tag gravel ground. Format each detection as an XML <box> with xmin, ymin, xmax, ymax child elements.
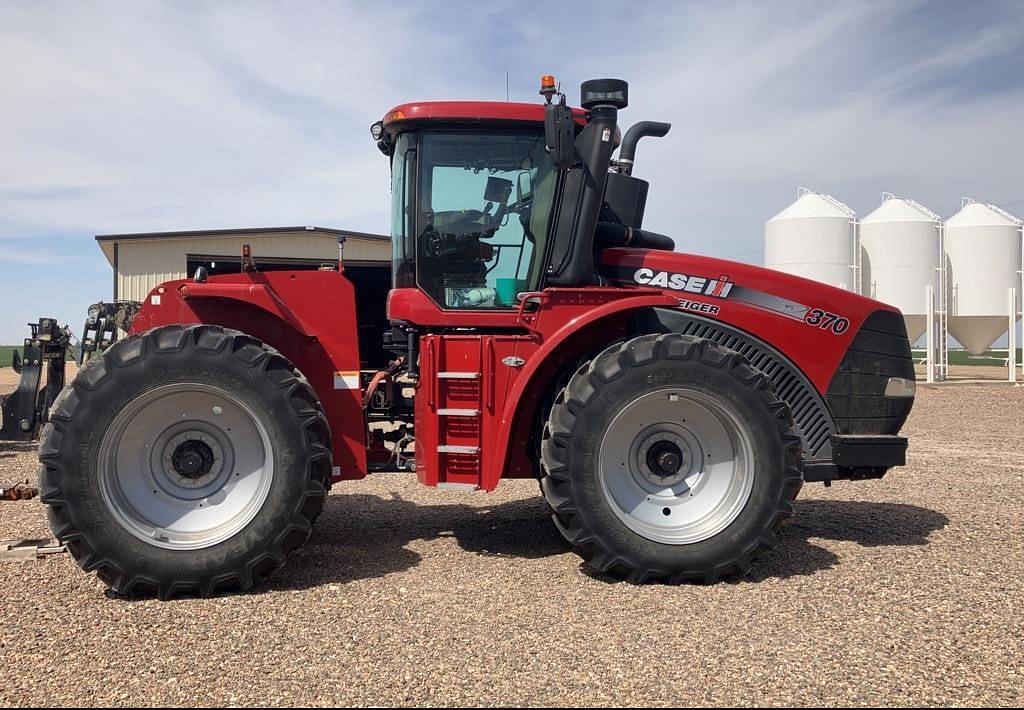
<box><xmin>0</xmin><ymin>368</ymin><xmax>1021</xmax><ymax>706</ymax></box>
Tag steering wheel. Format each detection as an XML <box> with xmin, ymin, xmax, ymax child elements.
<box><xmin>424</xmin><ymin>210</ymin><xmax>500</xmax><ymax>257</ymax></box>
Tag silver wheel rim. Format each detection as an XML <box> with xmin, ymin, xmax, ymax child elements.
<box><xmin>98</xmin><ymin>383</ymin><xmax>274</xmax><ymax>550</ymax></box>
<box><xmin>598</xmin><ymin>388</ymin><xmax>754</xmax><ymax>545</ymax></box>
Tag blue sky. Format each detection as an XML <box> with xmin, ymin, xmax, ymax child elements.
<box><xmin>1</xmin><ymin>0</ymin><xmax>1023</xmax><ymax>342</ymax></box>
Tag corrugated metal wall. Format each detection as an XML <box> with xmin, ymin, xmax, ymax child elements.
<box><xmin>115</xmin><ymin>233</ymin><xmax>389</xmax><ymax>301</ymax></box>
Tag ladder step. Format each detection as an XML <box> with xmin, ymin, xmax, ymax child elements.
<box><xmin>437</xmin><ymin>408</ymin><xmax>480</xmax><ymax>417</ymax></box>
<box><xmin>437</xmin><ymin>372</ymin><xmax>481</xmax><ymax>380</ymax></box>
<box><xmin>437</xmin><ymin>445</ymin><xmax>480</xmax><ymax>454</ymax></box>
<box><xmin>436</xmin><ymin>482</ymin><xmax>479</xmax><ymax>492</ymax></box>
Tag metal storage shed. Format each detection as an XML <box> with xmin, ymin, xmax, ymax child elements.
<box><xmin>96</xmin><ymin>225</ymin><xmax>392</xmax><ymax>366</ymax></box>
<box><xmin>96</xmin><ymin>225</ymin><xmax>390</xmax><ymax>301</ymax></box>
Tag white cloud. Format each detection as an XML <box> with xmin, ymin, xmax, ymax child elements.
<box><xmin>0</xmin><ymin>1</ymin><xmax>439</xmax><ymax>238</ymax></box>
<box><xmin>559</xmin><ymin>1</ymin><xmax>1024</xmax><ymax>257</ymax></box>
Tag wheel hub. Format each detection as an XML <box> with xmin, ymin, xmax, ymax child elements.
<box><xmin>171</xmin><ymin>440</ymin><xmax>215</xmax><ymax>479</ymax></box>
<box><xmin>637</xmin><ymin>432</ymin><xmax>693</xmax><ymax>488</ymax></box>
<box><xmin>159</xmin><ymin>429</ymin><xmax>226</xmax><ymax>490</ymax></box>
<box><xmin>647</xmin><ymin>441</ymin><xmax>683</xmax><ymax>477</ymax></box>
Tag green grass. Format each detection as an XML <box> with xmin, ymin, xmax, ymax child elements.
<box><xmin>913</xmin><ymin>348</ymin><xmax>1023</xmax><ymax>366</ymax></box>
<box><xmin>0</xmin><ymin>344</ymin><xmax>77</xmax><ymax>368</ymax></box>
<box><xmin>0</xmin><ymin>346</ymin><xmax>19</xmax><ymax>368</ymax></box>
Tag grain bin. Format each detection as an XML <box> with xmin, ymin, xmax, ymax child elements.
<box><xmin>944</xmin><ymin>199</ymin><xmax>1023</xmax><ymax>355</ymax></box>
<box><xmin>859</xmin><ymin>194</ymin><xmax>941</xmax><ymax>343</ymax></box>
<box><xmin>765</xmin><ymin>188</ymin><xmax>857</xmax><ymax>290</ymax></box>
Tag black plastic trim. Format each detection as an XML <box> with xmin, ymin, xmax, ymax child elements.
<box><xmin>803</xmin><ymin>434</ymin><xmax>907</xmax><ymax>482</ymax></box>
<box><xmin>825</xmin><ymin>310</ymin><xmax>915</xmax><ymax>435</ymax></box>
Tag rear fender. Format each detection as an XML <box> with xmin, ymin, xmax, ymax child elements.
<box><xmin>130</xmin><ymin>271</ymin><xmax>366</xmax><ymax>480</ymax></box>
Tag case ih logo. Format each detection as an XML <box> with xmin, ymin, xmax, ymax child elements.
<box><xmin>632</xmin><ymin>268</ymin><xmax>734</xmax><ymax>298</ymax></box>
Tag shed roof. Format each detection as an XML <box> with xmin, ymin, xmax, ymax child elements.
<box><xmin>96</xmin><ymin>226</ymin><xmax>388</xmax><ymax>243</ymax></box>
<box><xmin>96</xmin><ymin>226</ymin><xmax>390</xmax><ymax>269</ymax></box>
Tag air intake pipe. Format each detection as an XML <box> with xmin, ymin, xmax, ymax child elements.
<box><xmin>617</xmin><ymin>121</ymin><xmax>671</xmax><ymax>176</ymax></box>
<box><xmin>594</xmin><ymin>222</ymin><xmax>675</xmax><ymax>251</ymax></box>
<box><xmin>546</xmin><ymin>79</ymin><xmax>628</xmax><ymax>286</ymax></box>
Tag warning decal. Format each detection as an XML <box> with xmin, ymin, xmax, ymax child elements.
<box><xmin>333</xmin><ymin>371</ymin><xmax>360</xmax><ymax>390</ymax></box>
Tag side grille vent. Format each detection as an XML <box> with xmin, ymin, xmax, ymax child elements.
<box><xmin>669</xmin><ymin>317</ymin><xmax>836</xmax><ymax>458</ymax></box>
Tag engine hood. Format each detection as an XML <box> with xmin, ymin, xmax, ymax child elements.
<box><xmin>598</xmin><ymin>247</ymin><xmax>905</xmax><ymax>393</ymax></box>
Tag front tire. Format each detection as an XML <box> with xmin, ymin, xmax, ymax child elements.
<box><xmin>38</xmin><ymin>325</ymin><xmax>331</xmax><ymax>599</ymax></box>
<box><xmin>540</xmin><ymin>334</ymin><xmax>802</xmax><ymax>583</ymax></box>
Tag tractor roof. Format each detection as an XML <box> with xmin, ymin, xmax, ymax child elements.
<box><xmin>382</xmin><ymin>101</ymin><xmax>587</xmax><ymax>129</ymax></box>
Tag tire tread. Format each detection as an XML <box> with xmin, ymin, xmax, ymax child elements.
<box><xmin>38</xmin><ymin>324</ymin><xmax>332</xmax><ymax>599</ymax></box>
<box><xmin>539</xmin><ymin>333</ymin><xmax>802</xmax><ymax>584</ymax></box>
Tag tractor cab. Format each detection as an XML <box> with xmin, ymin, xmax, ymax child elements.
<box><xmin>374</xmin><ymin>78</ymin><xmax>675</xmax><ymax>319</ymax></box>
<box><xmin>385</xmin><ymin>115</ymin><xmax>558</xmax><ymax>310</ymax></box>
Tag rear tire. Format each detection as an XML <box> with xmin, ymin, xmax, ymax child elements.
<box><xmin>540</xmin><ymin>334</ymin><xmax>802</xmax><ymax>583</ymax></box>
<box><xmin>38</xmin><ymin>325</ymin><xmax>331</xmax><ymax>599</ymax></box>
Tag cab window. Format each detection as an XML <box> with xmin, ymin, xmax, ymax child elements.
<box><xmin>414</xmin><ymin>130</ymin><xmax>556</xmax><ymax>309</ymax></box>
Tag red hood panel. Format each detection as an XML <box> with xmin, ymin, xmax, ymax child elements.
<box><xmin>599</xmin><ymin>248</ymin><xmax>902</xmax><ymax>392</ymax></box>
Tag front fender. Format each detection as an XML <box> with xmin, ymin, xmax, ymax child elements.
<box><xmin>484</xmin><ymin>290</ymin><xmax>678</xmax><ymax>490</ymax></box>
<box><xmin>599</xmin><ymin>247</ymin><xmax>900</xmax><ymax>392</ymax></box>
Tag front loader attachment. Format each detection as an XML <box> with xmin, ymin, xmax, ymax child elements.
<box><xmin>1</xmin><ymin>318</ymin><xmax>71</xmax><ymax>441</ymax></box>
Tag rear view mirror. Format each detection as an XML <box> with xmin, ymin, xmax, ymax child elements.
<box><xmin>484</xmin><ymin>176</ymin><xmax>514</xmax><ymax>205</ymax></box>
<box><xmin>544</xmin><ymin>101</ymin><xmax>576</xmax><ymax>170</ymax></box>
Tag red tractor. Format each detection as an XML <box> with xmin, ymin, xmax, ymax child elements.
<box><xmin>31</xmin><ymin>77</ymin><xmax>915</xmax><ymax>598</ymax></box>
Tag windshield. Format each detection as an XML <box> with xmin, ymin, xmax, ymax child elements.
<box><xmin>411</xmin><ymin>129</ymin><xmax>557</xmax><ymax>309</ymax></box>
